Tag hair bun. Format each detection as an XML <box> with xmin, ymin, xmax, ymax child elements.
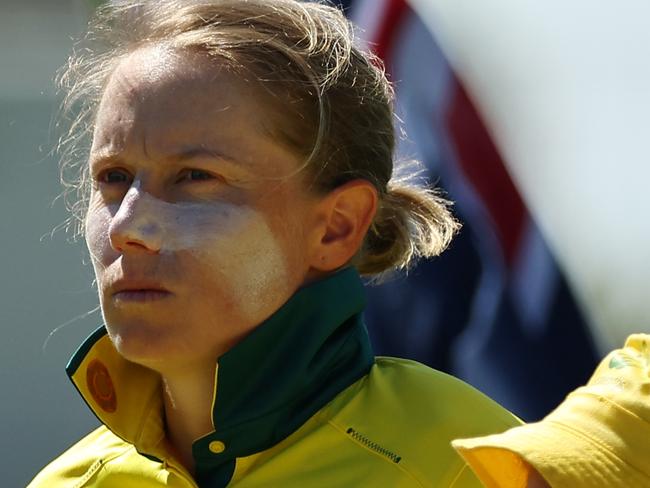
<box><xmin>354</xmin><ymin>167</ymin><xmax>460</xmax><ymax>281</ymax></box>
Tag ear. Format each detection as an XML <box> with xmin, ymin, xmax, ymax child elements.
<box><xmin>308</xmin><ymin>179</ymin><xmax>378</xmax><ymax>272</ymax></box>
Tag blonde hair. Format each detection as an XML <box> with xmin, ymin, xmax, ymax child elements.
<box><xmin>57</xmin><ymin>0</ymin><xmax>459</xmax><ymax>278</ymax></box>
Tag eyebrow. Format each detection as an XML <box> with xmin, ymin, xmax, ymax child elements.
<box><xmin>172</xmin><ymin>146</ymin><xmax>243</xmax><ymax>165</ymax></box>
<box><xmin>90</xmin><ymin>146</ymin><xmax>246</xmax><ymax>169</ymax></box>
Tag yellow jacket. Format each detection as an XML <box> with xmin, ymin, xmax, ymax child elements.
<box><xmin>30</xmin><ymin>268</ymin><xmax>521</xmax><ymax>487</ymax></box>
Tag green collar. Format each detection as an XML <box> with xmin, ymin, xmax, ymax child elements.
<box><xmin>66</xmin><ymin>267</ymin><xmax>374</xmax><ymax>488</ymax></box>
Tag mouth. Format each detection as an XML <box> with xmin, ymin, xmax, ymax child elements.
<box><xmin>111</xmin><ymin>280</ymin><xmax>172</xmax><ymax>304</ymax></box>
<box><xmin>113</xmin><ymin>289</ymin><xmax>172</xmax><ymax>303</ymax></box>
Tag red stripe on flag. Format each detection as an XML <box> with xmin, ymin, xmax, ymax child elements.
<box><xmin>368</xmin><ymin>0</ymin><xmax>526</xmax><ymax>265</ymax></box>
<box><xmin>446</xmin><ymin>79</ymin><xmax>527</xmax><ymax>265</ymax></box>
<box><xmin>372</xmin><ymin>0</ymin><xmax>410</xmax><ymax>61</ymax></box>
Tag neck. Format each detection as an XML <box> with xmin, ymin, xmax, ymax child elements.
<box><xmin>162</xmin><ymin>363</ymin><xmax>217</xmax><ymax>473</ymax></box>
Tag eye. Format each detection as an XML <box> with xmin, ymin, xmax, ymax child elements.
<box><xmin>95</xmin><ymin>168</ymin><xmax>132</xmax><ymax>185</ymax></box>
<box><xmin>176</xmin><ymin>169</ymin><xmax>223</xmax><ymax>183</ymax></box>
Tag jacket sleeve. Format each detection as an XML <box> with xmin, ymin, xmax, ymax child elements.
<box><xmin>451</xmin><ymin>333</ymin><xmax>650</xmax><ymax>488</ymax></box>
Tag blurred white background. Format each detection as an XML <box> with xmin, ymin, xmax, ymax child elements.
<box><xmin>411</xmin><ymin>0</ymin><xmax>650</xmax><ymax>351</ymax></box>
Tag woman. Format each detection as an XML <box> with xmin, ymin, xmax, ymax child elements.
<box><xmin>29</xmin><ymin>1</ymin><xmax>650</xmax><ymax>487</ymax></box>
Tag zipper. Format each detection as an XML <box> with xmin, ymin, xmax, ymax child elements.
<box><xmin>346</xmin><ymin>428</ymin><xmax>402</xmax><ymax>464</ymax></box>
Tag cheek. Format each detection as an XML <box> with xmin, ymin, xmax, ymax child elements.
<box><xmin>188</xmin><ymin>208</ymin><xmax>294</xmax><ymax>321</ymax></box>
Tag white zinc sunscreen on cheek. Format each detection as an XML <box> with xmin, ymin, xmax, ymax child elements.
<box><xmin>190</xmin><ymin>203</ymin><xmax>292</xmax><ymax>321</ymax></box>
<box><xmin>87</xmin><ymin>188</ymin><xmax>292</xmax><ymax>321</ymax></box>
<box><xmin>98</xmin><ymin>185</ymin><xmax>245</xmax><ymax>254</ymax></box>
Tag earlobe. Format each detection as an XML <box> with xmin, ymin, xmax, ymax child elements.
<box><xmin>310</xmin><ymin>180</ymin><xmax>378</xmax><ymax>272</ymax></box>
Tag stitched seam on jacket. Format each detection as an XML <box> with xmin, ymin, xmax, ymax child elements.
<box><xmin>73</xmin><ymin>443</ymin><xmax>138</xmax><ymax>488</ymax></box>
<box><xmin>448</xmin><ymin>463</ymin><xmax>472</xmax><ymax>488</ymax></box>
<box><xmin>326</xmin><ymin>419</ymin><xmax>427</xmax><ymax>488</ymax></box>
<box><xmin>72</xmin><ymin>459</ymin><xmax>103</xmax><ymax>488</ymax></box>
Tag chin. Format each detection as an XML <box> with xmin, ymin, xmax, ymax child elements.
<box><xmin>106</xmin><ymin>319</ymin><xmax>181</xmax><ymax>368</ymax></box>
<box><xmin>105</xmin><ymin>316</ymin><xmax>223</xmax><ymax>373</ymax></box>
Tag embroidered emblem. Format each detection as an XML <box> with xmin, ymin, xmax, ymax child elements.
<box><xmin>86</xmin><ymin>359</ymin><xmax>117</xmax><ymax>413</ymax></box>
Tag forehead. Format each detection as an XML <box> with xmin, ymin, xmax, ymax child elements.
<box><xmin>92</xmin><ymin>45</ymin><xmax>296</xmax><ymax>171</ymax></box>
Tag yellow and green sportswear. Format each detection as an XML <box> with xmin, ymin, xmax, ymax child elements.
<box><xmin>30</xmin><ymin>268</ymin><xmax>521</xmax><ymax>487</ymax></box>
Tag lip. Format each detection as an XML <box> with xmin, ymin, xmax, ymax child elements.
<box><xmin>111</xmin><ymin>279</ymin><xmax>172</xmax><ymax>304</ymax></box>
<box><xmin>113</xmin><ymin>290</ymin><xmax>172</xmax><ymax>303</ymax></box>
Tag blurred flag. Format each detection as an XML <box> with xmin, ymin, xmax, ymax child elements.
<box><xmin>347</xmin><ymin>0</ymin><xmax>599</xmax><ymax>420</ymax></box>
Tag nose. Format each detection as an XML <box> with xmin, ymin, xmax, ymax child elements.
<box><xmin>108</xmin><ymin>186</ymin><xmax>164</xmax><ymax>254</ymax></box>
